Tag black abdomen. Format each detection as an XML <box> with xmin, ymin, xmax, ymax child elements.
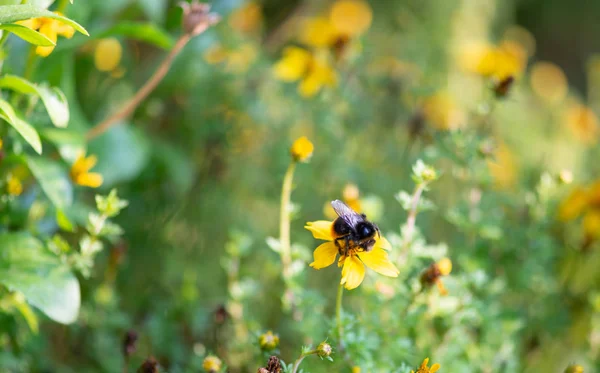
<box><xmin>333</xmin><ymin>217</ymin><xmax>352</xmax><ymax>237</ymax></box>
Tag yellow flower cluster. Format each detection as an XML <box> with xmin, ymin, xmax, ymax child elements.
<box><xmin>70</xmin><ymin>153</ymin><xmax>103</xmax><ymax>188</ymax></box>
<box><xmin>204</xmin><ymin>43</ymin><xmax>258</xmax><ymax>74</ymax></box>
<box><xmin>459</xmin><ymin>39</ymin><xmax>528</xmax><ymax>81</ymax></box>
<box><xmin>563</xmin><ymin>102</ymin><xmax>599</xmax><ymax>145</ymax></box>
<box><xmin>559</xmin><ymin>181</ymin><xmax>600</xmax><ymax>240</ymax></box>
<box><xmin>411</xmin><ymin>357</ymin><xmax>441</xmax><ymax>373</ymax></box>
<box><xmin>17</xmin><ymin>13</ymin><xmax>75</xmax><ymax>57</ymax></box>
<box><xmin>202</xmin><ymin>355</ymin><xmax>222</xmax><ymax>372</ymax></box>
<box><xmin>290</xmin><ymin>136</ymin><xmax>314</xmax><ymax>162</ymax></box>
<box><xmin>273</xmin><ymin>0</ymin><xmax>372</xmax><ymax>97</ymax></box>
<box><xmin>305</xmin><ymin>220</ymin><xmax>399</xmax><ymax>290</ymax></box>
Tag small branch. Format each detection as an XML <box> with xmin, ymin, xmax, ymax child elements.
<box><xmin>279</xmin><ymin>161</ymin><xmax>297</xmax><ymax>280</ymax></box>
<box><xmin>403</xmin><ymin>183</ymin><xmax>425</xmax><ymax>250</ymax></box>
<box><xmin>291</xmin><ymin>349</ymin><xmax>317</xmax><ymax>373</ymax></box>
<box><xmin>86</xmin><ymin>33</ymin><xmax>192</xmax><ymax>140</ymax></box>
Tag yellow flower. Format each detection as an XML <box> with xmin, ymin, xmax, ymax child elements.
<box><xmin>7</xmin><ymin>175</ymin><xmax>23</xmax><ymax>196</ymax></box>
<box><xmin>329</xmin><ymin>0</ymin><xmax>372</xmax><ymax>37</ymax></box>
<box><xmin>94</xmin><ymin>38</ymin><xmax>122</xmax><ymax>72</ymax></box>
<box><xmin>564</xmin><ymin>103</ymin><xmax>599</xmax><ymax>144</ymax></box>
<box><xmin>421</xmin><ymin>258</ymin><xmax>452</xmax><ymax>295</ymax></box>
<box><xmin>306</xmin><ymin>220</ymin><xmax>399</xmax><ymax>290</ymax></box>
<box><xmin>565</xmin><ymin>364</ymin><xmax>584</xmax><ymax>373</ymax></box>
<box><xmin>258</xmin><ymin>330</ymin><xmax>279</xmax><ymax>351</ymax></box>
<box><xmin>17</xmin><ymin>13</ymin><xmax>75</xmax><ymax>57</ymax></box>
<box><xmin>202</xmin><ymin>355</ymin><xmax>222</xmax><ymax>372</ymax></box>
<box><xmin>70</xmin><ymin>153</ymin><xmax>103</xmax><ymax>188</ymax></box>
<box><xmin>352</xmin><ymin>367</ymin><xmax>361</xmax><ymax>373</ymax></box>
<box><xmin>290</xmin><ymin>136</ymin><xmax>314</xmax><ymax>162</ymax></box>
<box><xmin>583</xmin><ymin>210</ymin><xmax>600</xmax><ymax>239</ymax></box>
<box><xmin>273</xmin><ymin>47</ymin><xmax>337</xmax><ymax>97</ymax></box>
<box><xmin>459</xmin><ymin>40</ymin><xmax>527</xmax><ymax>81</ymax></box>
<box><xmin>558</xmin><ymin>187</ymin><xmax>589</xmax><ymax>221</ymax></box>
<box><xmin>299</xmin><ymin>17</ymin><xmax>338</xmax><ymax>48</ymax></box>
<box><xmin>530</xmin><ymin>61</ymin><xmax>568</xmax><ymax>103</ymax></box>
<box><xmin>487</xmin><ymin>143</ymin><xmax>518</xmax><ymax>189</ymax></box>
<box><xmin>422</xmin><ymin>91</ymin><xmax>465</xmax><ymax>130</ymax></box>
<box><xmin>229</xmin><ymin>2</ymin><xmax>263</xmax><ymax>34</ymax></box>
<box><xmin>411</xmin><ymin>357</ymin><xmax>441</xmax><ymax>373</ymax></box>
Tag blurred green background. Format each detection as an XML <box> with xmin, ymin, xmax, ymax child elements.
<box><xmin>1</xmin><ymin>0</ymin><xmax>600</xmax><ymax>372</ymax></box>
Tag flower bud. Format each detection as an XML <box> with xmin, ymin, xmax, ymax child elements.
<box><xmin>565</xmin><ymin>365</ymin><xmax>584</xmax><ymax>373</ymax></box>
<box><xmin>180</xmin><ymin>1</ymin><xmax>220</xmax><ymax>36</ymax></box>
<box><xmin>202</xmin><ymin>355</ymin><xmax>222</xmax><ymax>372</ymax></box>
<box><xmin>258</xmin><ymin>330</ymin><xmax>279</xmax><ymax>351</ymax></box>
<box><xmin>317</xmin><ymin>342</ymin><xmax>332</xmax><ymax>358</ymax></box>
<box><xmin>290</xmin><ymin>136</ymin><xmax>314</xmax><ymax>162</ymax></box>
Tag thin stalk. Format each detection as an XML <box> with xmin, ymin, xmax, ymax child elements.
<box><xmin>279</xmin><ymin>161</ymin><xmax>296</xmax><ymax>280</ymax></box>
<box><xmin>335</xmin><ymin>282</ymin><xmax>344</xmax><ymax>345</ymax></box>
<box><xmin>86</xmin><ymin>33</ymin><xmax>192</xmax><ymax>140</ymax></box>
<box><xmin>291</xmin><ymin>349</ymin><xmax>318</xmax><ymax>373</ymax></box>
<box><xmin>403</xmin><ymin>183</ymin><xmax>425</xmax><ymax>251</ymax></box>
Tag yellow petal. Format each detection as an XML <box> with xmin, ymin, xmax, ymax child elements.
<box><xmin>273</xmin><ymin>47</ymin><xmax>311</xmax><ymax>82</ymax></box>
<box><xmin>357</xmin><ymin>247</ymin><xmax>399</xmax><ymax>277</ymax></box>
<box><xmin>558</xmin><ymin>187</ymin><xmax>588</xmax><ymax>221</ymax></box>
<box><xmin>374</xmin><ymin>235</ymin><xmax>392</xmax><ymax>251</ymax></box>
<box><xmin>584</xmin><ymin>210</ymin><xmax>600</xmax><ymax>238</ymax></box>
<box><xmin>340</xmin><ymin>255</ymin><xmax>365</xmax><ymax>290</ymax></box>
<box><xmin>16</xmin><ymin>18</ymin><xmax>42</xmax><ymax>30</ymax></box>
<box><xmin>430</xmin><ymin>363</ymin><xmax>441</xmax><ymax>373</ymax></box>
<box><xmin>298</xmin><ymin>72</ymin><xmax>323</xmax><ymax>97</ymax></box>
<box><xmin>56</xmin><ymin>23</ymin><xmax>75</xmax><ymax>39</ymax></box>
<box><xmin>299</xmin><ymin>17</ymin><xmax>338</xmax><ymax>47</ymax></box>
<box><xmin>305</xmin><ymin>220</ymin><xmax>334</xmax><ymax>240</ymax></box>
<box><xmin>309</xmin><ymin>242</ymin><xmax>338</xmax><ymax>269</ymax></box>
<box><xmin>75</xmin><ymin>173</ymin><xmax>103</xmax><ymax>188</ymax></box>
<box><xmin>329</xmin><ymin>0</ymin><xmax>373</xmax><ymax>37</ymax></box>
<box><xmin>36</xmin><ymin>45</ymin><xmax>56</xmax><ymax>57</ymax></box>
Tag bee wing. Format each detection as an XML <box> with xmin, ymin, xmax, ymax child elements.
<box><xmin>331</xmin><ymin>199</ymin><xmax>365</xmax><ymax>228</ymax></box>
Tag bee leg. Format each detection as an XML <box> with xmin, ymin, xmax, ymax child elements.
<box><xmin>333</xmin><ymin>236</ymin><xmax>345</xmax><ymax>255</ymax></box>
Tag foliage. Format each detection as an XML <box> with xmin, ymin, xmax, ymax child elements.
<box><xmin>0</xmin><ymin>0</ymin><xmax>599</xmax><ymax>372</ymax></box>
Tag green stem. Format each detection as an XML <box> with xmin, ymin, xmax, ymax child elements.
<box><xmin>291</xmin><ymin>349</ymin><xmax>318</xmax><ymax>373</ymax></box>
<box><xmin>336</xmin><ymin>282</ymin><xmax>344</xmax><ymax>345</ymax></box>
<box><xmin>402</xmin><ymin>182</ymin><xmax>425</xmax><ymax>252</ymax></box>
<box><xmin>57</xmin><ymin>0</ymin><xmax>69</xmax><ymax>12</ymax></box>
<box><xmin>279</xmin><ymin>161</ymin><xmax>296</xmax><ymax>280</ymax></box>
<box><xmin>23</xmin><ymin>46</ymin><xmax>37</xmax><ymax>81</ymax></box>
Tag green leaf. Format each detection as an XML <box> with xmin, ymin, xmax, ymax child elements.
<box><xmin>97</xmin><ymin>21</ymin><xmax>174</xmax><ymax>49</ymax></box>
<box><xmin>42</xmin><ymin>128</ymin><xmax>85</xmax><ymax>162</ymax></box>
<box><xmin>0</xmin><ymin>232</ymin><xmax>80</xmax><ymax>324</ymax></box>
<box><xmin>26</xmin><ymin>155</ymin><xmax>73</xmax><ymax>209</ymax></box>
<box><xmin>0</xmin><ymin>75</ymin><xmax>70</xmax><ymax>127</ymax></box>
<box><xmin>0</xmin><ymin>99</ymin><xmax>42</xmax><ymax>154</ymax></box>
<box><xmin>0</xmin><ymin>5</ymin><xmax>88</xmax><ymax>36</ymax></box>
<box><xmin>0</xmin><ymin>23</ymin><xmax>54</xmax><ymax>46</ymax></box>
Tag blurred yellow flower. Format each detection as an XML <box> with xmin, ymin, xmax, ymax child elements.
<box><xmin>204</xmin><ymin>43</ymin><xmax>258</xmax><ymax>74</ymax></box>
<box><xmin>7</xmin><ymin>175</ymin><xmax>23</xmax><ymax>196</ymax></box>
<box><xmin>420</xmin><ymin>258</ymin><xmax>452</xmax><ymax>295</ymax></box>
<box><xmin>274</xmin><ymin>47</ymin><xmax>337</xmax><ymax>97</ymax></box>
<box><xmin>329</xmin><ymin>0</ymin><xmax>373</xmax><ymax>37</ymax></box>
<box><xmin>422</xmin><ymin>91</ymin><xmax>465</xmax><ymax>130</ymax></box>
<box><xmin>459</xmin><ymin>40</ymin><xmax>527</xmax><ymax>81</ymax></box>
<box><xmin>17</xmin><ymin>13</ymin><xmax>75</xmax><ymax>57</ymax></box>
<box><xmin>229</xmin><ymin>2</ymin><xmax>262</xmax><ymax>34</ymax></box>
<box><xmin>299</xmin><ymin>1</ymin><xmax>372</xmax><ymax>50</ymax></box>
<box><xmin>202</xmin><ymin>355</ymin><xmax>222</xmax><ymax>372</ymax></box>
<box><xmin>306</xmin><ymin>220</ymin><xmax>399</xmax><ymax>290</ymax></box>
<box><xmin>204</xmin><ymin>44</ymin><xmax>229</xmax><ymax>64</ymax></box>
<box><xmin>503</xmin><ymin>25</ymin><xmax>536</xmax><ymax>57</ymax></box>
<box><xmin>565</xmin><ymin>364</ymin><xmax>584</xmax><ymax>373</ymax></box>
<box><xmin>564</xmin><ymin>103</ymin><xmax>599</xmax><ymax>144</ymax></box>
<box><xmin>258</xmin><ymin>330</ymin><xmax>279</xmax><ymax>351</ymax></box>
<box><xmin>70</xmin><ymin>153</ymin><xmax>103</xmax><ymax>188</ymax></box>
<box><xmin>559</xmin><ymin>187</ymin><xmax>589</xmax><ymax>221</ymax></box>
<box><xmin>352</xmin><ymin>367</ymin><xmax>361</xmax><ymax>373</ymax></box>
<box><xmin>411</xmin><ymin>358</ymin><xmax>440</xmax><ymax>373</ymax></box>
<box><xmin>487</xmin><ymin>143</ymin><xmax>518</xmax><ymax>189</ymax></box>
<box><xmin>530</xmin><ymin>61</ymin><xmax>568</xmax><ymax>103</ymax></box>
<box><xmin>290</xmin><ymin>136</ymin><xmax>314</xmax><ymax>162</ymax></box>
<box><xmin>94</xmin><ymin>38</ymin><xmax>122</xmax><ymax>72</ymax></box>
<box><xmin>324</xmin><ymin>184</ymin><xmax>362</xmax><ymax>219</ymax></box>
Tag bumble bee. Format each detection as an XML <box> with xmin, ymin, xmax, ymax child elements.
<box><xmin>331</xmin><ymin>199</ymin><xmax>380</xmax><ymax>254</ymax></box>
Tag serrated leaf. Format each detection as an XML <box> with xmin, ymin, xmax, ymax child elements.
<box><xmin>0</xmin><ymin>232</ymin><xmax>80</xmax><ymax>324</ymax></box>
<box><xmin>26</xmin><ymin>155</ymin><xmax>73</xmax><ymax>209</ymax></box>
<box><xmin>0</xmin><ymin>75</ymin><xmax>70</xmax><ymax>127</ymax></box>
<box><xmin>0</xmin><ymin>99</ymin><xmax>42</xmax><ymax>154</ymax></box>
<box><xmin>0</xmin><ymin>23</ymin><xmax>54</xmax><ymax>45</ymax></box>
<box><xmin>97</xmin><ymin>21</ymin><xmax>174</xmax><ymax>49</ymax></box>
<box><xmin>0</xmin><ymin>5</ymin><xmax>88</xmax><ymax>35</ymax></box>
